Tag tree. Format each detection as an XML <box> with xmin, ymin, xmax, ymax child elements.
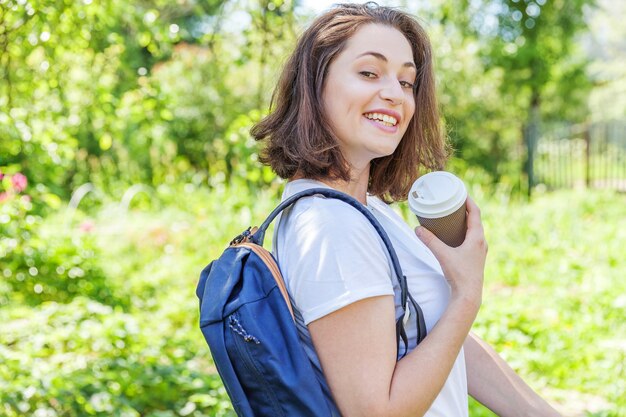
<box><xmin>464</xmin><ymin>0</ymin><xmax>595</xmax><ymax>193</ymax></box>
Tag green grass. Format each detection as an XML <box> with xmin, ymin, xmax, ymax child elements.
<box><xmin>1</xmin><ymin>185</ymin><xmax>624</xmax><ymax>416</ymax></box>
<box><xmin>470</xmin><ymin>189</ymin><xmax>626</xmax><ymax>416</ymax></box>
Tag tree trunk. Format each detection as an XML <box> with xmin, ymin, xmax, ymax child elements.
<box><xmin>524</xmin><ymin>91</ymin><xmax>541</xmax><ymax>197</ymax></box>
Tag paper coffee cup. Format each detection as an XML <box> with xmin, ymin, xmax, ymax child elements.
<box><xmin>408</xmin><ymin>171</ymin><xmax>468</xmax><ymax>247</ymax></box>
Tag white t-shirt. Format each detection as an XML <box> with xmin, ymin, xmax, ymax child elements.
<box><xmin>272</xmin><ymin>179</ymin><xmax>468</xmax><ymax>417</ymax></box>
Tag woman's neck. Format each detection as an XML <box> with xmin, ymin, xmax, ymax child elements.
<box><xmin>321</xmin><ymin>176</ymin><xmax>368</xmax><ymax>205</ymax></box>
<box><xmin>293</xmin><ymin>164</ymin><xmax>370</xmax><ymax>205</ymax></box>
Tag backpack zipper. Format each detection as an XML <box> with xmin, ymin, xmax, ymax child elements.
<box><xmin>228</xmin><ymin>315</ymin><xmax>260</xmax><ymax>344</ymax></box>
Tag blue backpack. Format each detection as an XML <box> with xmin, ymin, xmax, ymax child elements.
<box><xmin>196</xmin><ymin>188</ymin><xmax>427</xmax><ymax>416</ymax></box>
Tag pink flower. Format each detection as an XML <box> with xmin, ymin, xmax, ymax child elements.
<box><xmin>0</xmin><ymin>170</ymin><xmax>4</xmax><ymax>180</ymax></box>
<box><xmin>0</xmin><ymin>192</ymin><xmax>8</xmax><ymax>203</ymax></box>
<box><xmin>79</xmin><ymin>220</ymin><xmax>95</xmax><ymax>233</ymax></box>
<box><xmin>11</xmin><ymin>173</ymin><xmax>27</xmax><ymax>193</ymax></box>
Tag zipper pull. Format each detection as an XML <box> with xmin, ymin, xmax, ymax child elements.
<box><xmin>230</xmin><ymin>227</ymin><xmax>252</xmax><ymax>245</ymax></box>
<box><xmin>403</xmin><ymin>301</ymin><xmax>411</xmax><ymax>326</ymax></box>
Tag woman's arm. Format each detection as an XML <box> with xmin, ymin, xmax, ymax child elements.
<box><xmin>465</xmin><ymin>332</ymin><xmax>563</xmax><ymax>417</ymax></box>
<box><xmin>307</xmin><ymin>197</ymin><xmax>487</xmax><ymax>417</ymax></box>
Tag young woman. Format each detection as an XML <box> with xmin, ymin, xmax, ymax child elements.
<box><xmin>252</xmin><ymin>3</ymin><xmax>563</xmax><ymax>416</ymax></box>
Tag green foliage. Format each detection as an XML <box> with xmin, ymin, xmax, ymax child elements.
<box><xmin>0</xmin><ymin>0</ymin><xmax>298</xmax><ymax>198</ymax></box>
<box><xmin>0</xmin><ymin>0</ymin><xmax>233</xmax><ymax>196</ymax></box>
<box><xmin>0</xmin><ymin>171</ymin><xmax>117</xmax><ymax>307</ymax></box>
<box><xmin>466</xmin><ymin>0</ymin><xmax>593</xmax><ymax>116</ymax></box>
<box><xmin>422</xmin><ymin>0</ymin><xmax>597</xmax><ymax>190</ymax></box>
<box><xmin>423</xmin><ymin>3</ymin><xmax>523</xmax><ymax>184</ymax></box>
<box><xmin>1</xmin><ymin>298</ymin><xmax>234</xmax><ymax>417</ymax></box>
<box><xmin>471</xmin><ymin>189</ymin><xmax>626</xmax><ymax>416</ymax></box>
<box><xmin>0</xmin><ymin>220</ymin><xmax>115</xmax><ymax>308</ymax></box>
<box><xmin>587</xmin><ymin>1</ymin><xmax>626</xmax><ymax>121</ymax></box>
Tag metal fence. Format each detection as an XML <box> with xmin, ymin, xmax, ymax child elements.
<box><xmin>533</xmin><ymin>121</ymin><xmax>626</xmax><ymax>192</ymax></box>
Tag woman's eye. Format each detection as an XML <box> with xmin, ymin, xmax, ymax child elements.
<box><xmin>400</xmin><ymin>80</ymin><xmax>415</xmax><ymax>89</ymax></box>
<box><xmin>359</xmin><ymin>71</ymin><xmax>377</xmax><ymax>78</ymax></box>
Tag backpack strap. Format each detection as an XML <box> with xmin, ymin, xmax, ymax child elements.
<box><xmin>250</xmin><ymin>187</ymin><xmax>427</xmax><ymax>354</ymax></box>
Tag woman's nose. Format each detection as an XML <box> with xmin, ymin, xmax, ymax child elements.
<box><xmin>379</xmin><ymin>79</ymin><xmax>404</xmax><ymax>105</ymax></box>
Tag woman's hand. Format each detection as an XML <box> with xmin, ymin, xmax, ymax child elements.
<box><xmin>415</xmin><ymin>196</ymin><xmax>487</xmax><ymax>311</ymax></box>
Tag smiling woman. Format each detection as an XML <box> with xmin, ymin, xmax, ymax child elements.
<box><xmin>249</xmin><ymin>3</ymin><xmax>564</xmax><ymax>417</ymax></box>
<box><xmin>251</xmin><ymin>3</ymin><xmax>446</xmax><ymax>202</ymax></box>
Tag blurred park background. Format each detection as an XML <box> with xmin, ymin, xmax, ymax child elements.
<box><xmin>1</xmin><ymin>0</ymin><xmax>625</xmax><ymax>416</ymax></box>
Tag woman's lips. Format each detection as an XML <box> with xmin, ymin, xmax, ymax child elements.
<box><xmin>363</xmin><ymin>115</ymin><xmax>400</xmax><ymax>133</ymax></box>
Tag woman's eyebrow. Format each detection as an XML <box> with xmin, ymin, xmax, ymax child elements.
<box><xmin>356</xmin><ymin>51</ymin><xmax>416</xmax><ymax>69</ymax></box>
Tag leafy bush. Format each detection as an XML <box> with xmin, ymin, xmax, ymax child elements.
<box><xmin>0</xmin><ymin>185</ymin><xmax>119</xmax><ymax>308</ymax></box>
<box><xmin>0</xmin><ymin>298</ymin><xmax>234</xmax><ymax>417</ymax></box>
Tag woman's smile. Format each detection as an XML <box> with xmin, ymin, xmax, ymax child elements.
<box><xmin>363</xmin><ymin>109</ymin><xmax>402</xmax><ymax>133</ymax></box>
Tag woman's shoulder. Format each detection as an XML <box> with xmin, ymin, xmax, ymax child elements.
<box><xmin>283</xmin><ymin>179</ymin><xmax>369</xmax><ymax>227</ymax></box>
<box><xmin>282</xmin><ymin>179</ymin><xmax>378</xmax><ymax>234</ymax></box>
<box><xmin>289</xmin><ymin>195</ymin><xmax>376</xmax><ymax>238</ymax></box>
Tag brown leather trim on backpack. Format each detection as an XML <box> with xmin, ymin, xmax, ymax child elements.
<box><xmin>235</xmin><ymin>242</ymin><xmax>295</xmax><ymax>321</ymax></box>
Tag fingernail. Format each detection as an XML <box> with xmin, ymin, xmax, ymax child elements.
<box><xmin>415</xmin><ymin>227</ymin><xmax>423</xmax><ymax>237</ymax></box>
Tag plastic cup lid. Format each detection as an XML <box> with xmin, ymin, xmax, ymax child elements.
<box><xmin>408</xmin><ymin>171</ymin><xmax>467</xmax><ymax>218</ymax></box>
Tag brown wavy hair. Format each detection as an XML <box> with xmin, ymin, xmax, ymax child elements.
<box><xmin>250</xmin><ymin>2</ymin><xmax>448</xmax><ymax>202</ymax></box>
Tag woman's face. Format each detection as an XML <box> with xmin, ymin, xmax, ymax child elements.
<box><xmin>322</xmin><ymin>23</ymin><xmax>417</xmax><ymax>170</ymax></box>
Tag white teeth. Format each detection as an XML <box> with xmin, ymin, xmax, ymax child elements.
<box><xmin>364</xmin><ymin>112</ymin><xmax>398</xmax><ymax>126</ymax></box>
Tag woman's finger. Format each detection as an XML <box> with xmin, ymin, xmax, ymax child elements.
<box><xmin>465</xmin><ymin>197</ymin><xmax>483</xmax><ymax>235</ymax></box>
<box><xmin>415</xmin><ymin>226</ymin><xmax>450</xmax><ymax>263</ymax></box>
<box><xmin>463</xmin><ymin>197</ymin><xmax>488</xmax><ymax>252</ymax></box>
